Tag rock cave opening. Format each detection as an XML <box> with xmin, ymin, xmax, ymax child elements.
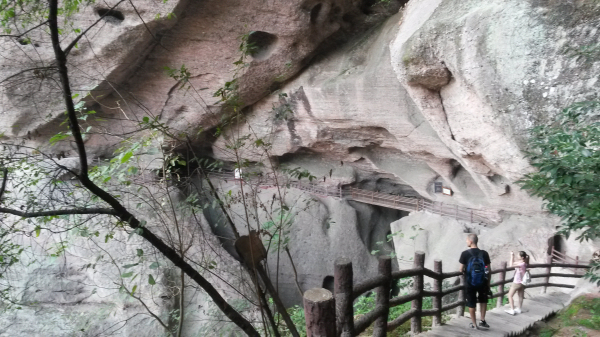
<box><xmin>549</xmin><ymin>234</ymin><xmax>567</xmax><ymax>256</ymax></box>
<box><xmin>322</xmin><ymin>275</ymin><xmax>334</xmax><ymax>293</ymax></box>
<box><xmin>96</xmin><ymin>8</ymin><xmax>125</xmax><ymax>23</ymax></box>
<box><xmin>246</xmin><ymin>31</ymin><xmax>278</xmax><ymax>60</ymax></box>
<box><xmin>310</xmin><ymin>3</ymin><xmax>322</xmax><ymax>24</ymax></box>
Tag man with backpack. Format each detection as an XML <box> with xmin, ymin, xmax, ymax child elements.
<box><xmin>459</xmin><ymin>233</ymin><xmax>492</xmax><ymax>330</ymax></box>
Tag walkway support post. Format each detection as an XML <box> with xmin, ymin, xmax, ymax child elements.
<box><xmin>496</xmin><ymin>261</ymin><xmax>507</xmax><ymax>308</ymax></box>
<box><xmin>542</xmin><ymin>255</ymin><xmax>552</xmax><ymax>294</ymax></box>
<box><xmin>456</xmin><ymin>274</ymin><xmax>465</xmax><ymax>317</ymax></box>
<box><xmin>411</xmin><ymin>251</ymin><xmax>425</xmax><ymax>334</ymax></box>
<box><xmin>334</xmin><ymin>258</ymin><xmax>354</xmax><ymax>337</ymax></box>
<box><xmin>373</xmin><ymin>256</ymin><xmax>392</xmax><ymax>337</ymax></box>
<box><xmin>304</xmin><ymin>288</ymin><xmax>336</xmax><ymax>337</ymax></box>
<box><xmin>433</xmin><ymin>260</ymin><xmax>442</xmax><ymax>326</ymax></box>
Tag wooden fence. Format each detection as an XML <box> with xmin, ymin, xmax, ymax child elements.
<box><xmin>303</xmin><ymin>251</ymin><xmax>590</xmax><ymax>337</ymax></box>
<box><xmin>550</xmin><ymin>246</ymin><xmax>583</xmax><ymax>275</ymax></box>
<box><xmin>343</xmin><ymin>188</ymin><xmax>498</xmax><ymax>224</ymax></box>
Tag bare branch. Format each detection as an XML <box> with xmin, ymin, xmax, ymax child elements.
<box><xmin>47</xmin><ymin>1</ymin><xmax>260</xmax><ymax>334</ymax></box>
<box><xmin>0</xmin><ymin>66</ymin><xmax>57</xmax><ymax>85</ymax></box>
<box><xmin>63</xmin><ymin>0</ymin><xmax>127</xmax><ymax>56</ymax></box>
<box><xmin>0</xmin><ymin>207</ymin><xmax>116</xmax><ymax>218</ymax></box>
<box><xmin>127</xmin><ymin>0</ymin><xmax>156</xmax><ymax>40</ymax></box>
<box><xmin>0</xmin><ymin>19</ymin><xmax>49</xmax><ymax>38</ymax></box>
<box><xmin>0</xmin><ymin>168</ymin><xmax>8</xmax><ymax>204</ymax></box>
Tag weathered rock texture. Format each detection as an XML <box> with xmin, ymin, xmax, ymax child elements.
<box><xmin>2</xmin><ymin>0</ymin><xmax>600</xmax><ymax>335</ymax></box>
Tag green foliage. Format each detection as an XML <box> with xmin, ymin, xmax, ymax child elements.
<box><xmin>538</xmin><ymin>296</ymin><xmax>600</xmax><ymax>336</ymax></box>
<box><xmin>353</xmin><ymin>278</ymin><xmax>427</xmax><ymax>321</ymax></box>
<box><xmin>281</xmin><ymin>167</ymin><xmax>316</xmax><ymax>182</ymax></box>
<box><xmin>271</xmin><ymin>304</ymin><xmax>306</xmax><ymax>337</ymax></box>
<box><xmin>586</xmin><ymin>260</ymin><xmax>600</xmax><ymax>286</ymax></box>
<box><xmin>518</xmin><ymin>101</ymin><xmax>600</xmax><ymax>242</ymax></box>
<box><xmin>262</xmin><ymin>210</ymin><xmax>293</xmax><ymax>251</ymax></box>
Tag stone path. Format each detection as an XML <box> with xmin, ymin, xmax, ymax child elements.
<box><xmin>421</xmin><ymin>292</ymin><xmax>570</xmax><ymax>337</ymax></box>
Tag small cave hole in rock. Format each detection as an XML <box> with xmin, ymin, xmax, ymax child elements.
<box><xmin>246</xmin><ymin>31</ymin><xmax>278</xmax><ymax>60</ymax></box>
<box><xmin>96</xmin><ymin>8</ymin><xmax>125</xmax><ymax>23</ymax></box>
<box><xmin>322</xmin><ymin>275</ymin><xmax>334</xmax><ymax>293</ymax></box>
<box><xmin>310</xmin><ymin>3</ymin><xmax>322</xmax><ymax>23</ymax></box>
<box><xmin>549</xmin><ymin>234</ymin><xmax>566</xmax><ymax>256</ymax></box>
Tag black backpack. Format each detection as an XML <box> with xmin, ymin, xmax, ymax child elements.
<box><xmin>466</xmin><ymin>250</ymin><xmax>487</xmax><ymax>287</ymax></box>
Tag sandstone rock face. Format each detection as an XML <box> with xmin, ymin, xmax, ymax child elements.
<box><xmin>2</xmin><ymin>0</ymin><xmax>600</xmax><ymax>334</ymax></box>
<box><xmin>0</xmin><ymin>0</ymin><xmax>185</xmax><ymax>148</ymax></box>
<box><xmin>390</xmin><ymin>212</ymin><xmax>561</xmax><ymax>272</ymax></box>
<box><xmin>0</xmin><ymin>181</ymin><xmax>255</xmax><ymax>336</ymax></box>
<box><xmin>215</xmin><ymin>0</ymin><xmax>600</xmax><ymax>217</ymax></box>
<box><xmin>1</xmin><ymin>0</ymin><xmax>401</xmax><ymax>158</ymax></box>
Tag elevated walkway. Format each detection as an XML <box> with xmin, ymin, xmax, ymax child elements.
<box><xmin>206</xmin><ymin>170</ymin><xmax>499</xmax><ymax>224</ymax></box>
<box><xmin>423</xmin><ymin>292</ymin><xmax>570</xmax><ymax>337</ymax></box>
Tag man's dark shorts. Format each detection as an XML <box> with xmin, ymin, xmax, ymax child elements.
<box><xmin>465</xmin><ymin>285</ymin><xmax>488</xmax><ymax>308</ymax></box>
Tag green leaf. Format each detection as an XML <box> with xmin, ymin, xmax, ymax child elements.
<box><xmin>148</xmin><ymin>274</ymin><xmax>156</xmax><ymax>285</ymax></box>
<box><xmin>121</xmin><ymin>151</ymin><xmax>133</xmax><ymax>163</ymax></box>
<box><xmin>149</xmin><ymin>262</ymin><xmax>159</xmax><ymax>269</ymax></box>
<box><xmin>121</xmin><ymin>271</ymin><xmax>134</xmax><ymax>278</ymax></box>
<box><xmin>35</xmin><ymin>226</ymin><xmax>41</xmax><ymax>237</ymax></box>
<box><xmin>123</xmin><ymin>263</ymin><xmax>139</xmax><ymax>269</ymax></box>
<box><xmin>136</xmin><ymin>249</ymin><xmax>144</xmax><ymax>257</ymax></box>
<box><xmin>131</xmin><ymin>285</ymin><xmax>137</xmax><ymax>295</ymax></box>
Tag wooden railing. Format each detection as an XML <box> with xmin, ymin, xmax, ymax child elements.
<box><xmin>550</xmin><ymin>246</ymin><xmax>583</xmax><ymax>275</ymax></box>
<box><xmin>205</xmin><ymin>170</ymin><xmax>498</xmax><ymax>224</ymax></box>
<box><xmin>343</xmin><ymin>188</ymin><xmax>498</xmax><ymax>224</ymax></box>
<box><xmin>302</xmin><ymin>251</ymin><xmax>590</xmax><ymax>337</ymax></box>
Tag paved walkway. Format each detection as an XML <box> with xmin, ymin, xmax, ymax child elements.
<box><xmin>422</xmin><ymin>292</ymin><xmax>570</xmax><ymax>337</ymax></box>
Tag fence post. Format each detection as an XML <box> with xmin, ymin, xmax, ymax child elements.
<box><xmin>411</xmin><ymin>251</ymin><xmax>425</xmax><ymax>334</ymax></box>
<box><xmin>334</xmin><ymin>258</ymin><xmax>354</xmax><ymax>337</ymax></box>
<box><xmin>304</xmin><ymin>288</ymin><xmax>336</xmax><ymax>337</ymax></box>
<box><xmin>373</xmin><ymin>256</ymin><xmax>392</xmax><ymax>337</ymax></box>
<box><xmin>575</xmin><ymin>256</ymin><xmax>579</xmax><ymax>275</ymax></box>
<box><xmin>456</xmin><ymin>274</ymin><xmax>465</xmax><ymax>317</ymax></box>
<box><xmin>432</xmin><ymin>260</ymin><xmax>442</xmax><ymax>327</ymax></box>
<box><xmin>542</xmin><ymin>254</ymin><xmax>552</xmax><ymax>294</ymax></box>
<box><xmin>496</xmin><ymin>261</ymin><xmax>507</xmax><ymax>308</ymax></box>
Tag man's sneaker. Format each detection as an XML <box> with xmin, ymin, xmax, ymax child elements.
<box><xmin>504</xmin><ymin>309</ymin><xmax>515</xmax><ymax>315</ymax></box>
<box><xmin>479</xmin><ymin>320</ymin><xmax>490</xmax><ymax>328</ymax></box>
<box><xmin>515</xmin><ymin>308</ymin><xmax>522</xmax><ymax>314</ymax></box>
<box><xmin>469</xmin><ymin>323</ymin><xmax>478</xmax><ymax>329</ymax></box>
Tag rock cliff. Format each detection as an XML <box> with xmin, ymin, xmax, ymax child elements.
<box><xmin>1</xmin><ymin>0</ymin><xmax>599</xmax><ymax>335</ymax></box>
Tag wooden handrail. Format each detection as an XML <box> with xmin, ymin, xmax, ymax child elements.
<box><xmin>206</xmin><ymin>170</ymin><xmax>499</xmax><ymax>224</ymax></box>
<box><xmin>304</xmin><ymin>252</ymin><xmax>590</xmax><ymax>336</ymax></box>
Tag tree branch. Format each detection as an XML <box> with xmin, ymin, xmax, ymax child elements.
<box><xmin>0</xmin><ymin>168</ymin><xmax>7</xmax><ymax>204</ymax></box>
<box><xmin>0</xmin><ymin>19</ymin><xmax>49</xmax><ymax>38</ymax></box>
<box><xmin>63</xmin><ymin>0</ymin><xmax>127</xmax><ymax>56</ymax></box>
<box><xmin>0</xmin><ymin>207</ymin><xmax>116</xmax><ymax>218</ymax></box>
<box><xmin>127</xmin><ymin>0</ymin><xmax>156</xmax><ymax>40</ymax></box>
<box><xmin>47</xmin><ymin>1</ymin><xmax>260</xmax><ymax>335</ymax></box>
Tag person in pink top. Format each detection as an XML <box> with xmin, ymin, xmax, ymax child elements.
<box><xmin>505</xmin><ymin>251</ymin><xmax>529</xmax><ymax>315</ymax></box>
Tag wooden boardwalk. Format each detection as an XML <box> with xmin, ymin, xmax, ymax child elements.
<box><xmin>206</xmin><ymin>170</ymin><xmax>499</xmax><ymax>224</ymax></box>
<box><xmin>422</xmin><ymin>292</ymin><xmax>570</xmax><ymax>337</ymax></box>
